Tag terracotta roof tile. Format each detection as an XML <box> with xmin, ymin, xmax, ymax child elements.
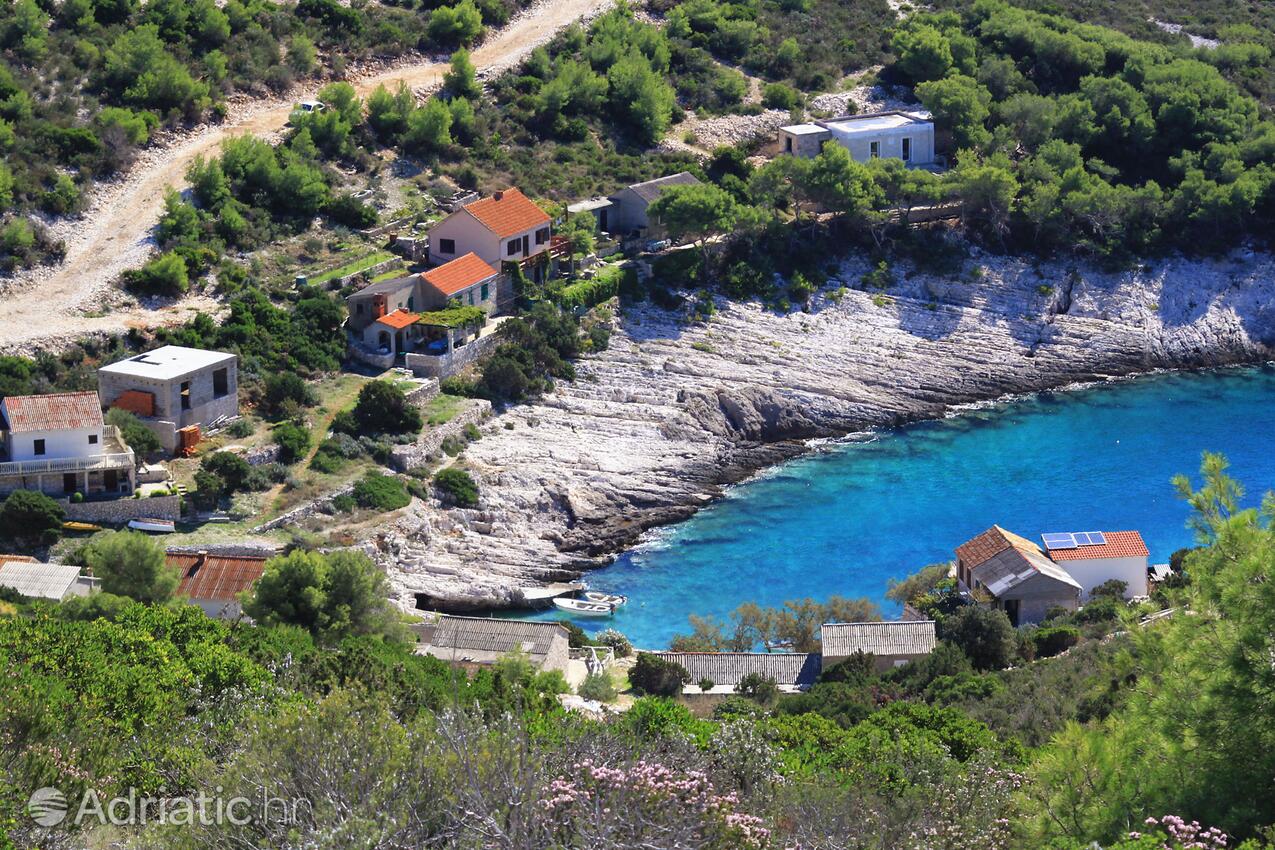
<box><xmin>1</xmin><ymin>392</ymin><xmax>103</xmax><ymax>433</ymax></box>
<box><xmin>421</xmin><ymin>253</ymin><xmax>499</xmax><ymax>297</ymax></box>
<box><xmin>376</xmin><ymin>309</ymin><xmax>420</xmax><ymax>329</ymax></box>
<box><xmin>462</xmin><ymin>188</ymin><xmax>550</xmax><ymax>238</ymax></box>
<box><xmin>955</xmin><ymin>526</ymin><xmax>1013</xmax><ymax>569</ymax></box>
<box><xmin>1045</xmin><ymin>531</ymin><xmax>1150</xmax><ymax>561</ymax></box>
<box><xmin>168</xmin><ymin>553</ymin><xmax>267</xmax><ymax>602</ymax></box>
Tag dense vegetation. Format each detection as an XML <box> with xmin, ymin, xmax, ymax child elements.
<box><xmin>2</xmin><ymin>455</ymin><xmax>1271</xmax><ymax>849</ymax></box>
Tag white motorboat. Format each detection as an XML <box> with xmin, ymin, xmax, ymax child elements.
<box><xmin>128</xmin><ymin>518</ymin><xmax>176</xmax><ymax>533</ymax></box>
<box><xmin>583</xmin><ymin>591</ymin><xmax>628</xmax><ymax>607</ymax></box>
<box><xmin>553</xmin><ymin>597</ymin><xmax>615</xmax><ymax>617</ymax></box>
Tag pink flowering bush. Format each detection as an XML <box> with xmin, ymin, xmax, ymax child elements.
<box><xmin>1106</xmin><ymin>816</ymin><xmax>1231</xmax><ymax>850</ymax></box>
<box><xmin>542</xmin><ymin>758</ymin><xmax>772</xmax><ymax>849</ymax></box>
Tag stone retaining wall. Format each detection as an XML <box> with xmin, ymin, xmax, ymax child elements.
<box><xmin>252</xmin><ymin>483</ymin><xmax>356</xmax><ymax>533</ymax></box>
<box><xmin>404</xmin><ymin>378</ymin><xmax>441</xmax><ymax>406</ymax></box>
<box><xmin>405</xmin><ymin>331</ymin><xmax>503</xmax><ymax>379</ymax></box>
<box><xmin>390</xmin><ymin>400</ymin><xmax>492</xmax><ymax>472</ymax></box>
<box><xmin>244</xmin><ymin>444</ymin><xmax>282</xmax><ymax>466</ymax></box>
<box><xmin>62</xmin><ymin>494</ymin><xmax>182</xmax><ymax>524</ymax></box>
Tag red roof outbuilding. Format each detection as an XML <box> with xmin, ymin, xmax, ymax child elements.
<box><xmin>421</xmin><ymin>253</ymin><xmax>499</xmax><ymax>297</ymax></box>
<box><xmin>169</xmin><ymin>552</ymin><xmax>267</xmax><ymax>602</ymax></box>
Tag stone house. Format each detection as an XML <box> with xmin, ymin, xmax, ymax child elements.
<box><xmin>1040</xmin><ymin>530</ymin><xmax>1150</xmax><ymax>600</ymax></box>
<box><xmin>653</xmin><ymin>652</ymin><xmax>822</xmax><ymax>694</ymax></box>
<box><xmin>427</xmin><ymin>188</ymin><xmax>553</xmax><ymax>279</ymax></box>
<box><xmin>778</xmin><ymin>111</ymin><xmax>937</xmax><ymax>167</ymax></box>
<box><xmin>956</xmin><ymin>525</ymin><xmax>1081</xmax><ymax>625</ymax></box>
<box><xmin>345</xmin><ymin>253</ymin><xmax>503</xmax><ymax>362</ymax></box>
<box><xmin>0</xmin><ymin>391</ymin><xmax>136</xmax><ymax>498</ymax></box>
<box><xmin>410</xmin><ymin>614</ymin><xmax>571</xmax><ymax>674</ymax></box>
<box><xmin>820</xmin><ymin>620</ymin><xmax>938</xmax><ymax>672</ymax></box>
<box><xmin>98</xmin><ymin>346</ymin><xmax>239</xmax><ymax>455</ymax></box>
<box><xmin>602</xmin><ymin>172</ymin><xmax>701</xmax><ymax>239</ymax></box>
<box><xmin>168</xmin><ymin>551</ymin><xmax>267</xmax><ymax>620</ymax></box>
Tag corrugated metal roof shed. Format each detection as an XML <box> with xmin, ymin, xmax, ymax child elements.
<box><xmin>0</xmin><ymin>561</ymin><xmax>84</xmax><ymax>600</ymax></box>
<box><xmin>414</xmin><ymin>615</ymin><xmax>568</xmax><ymax>659</ymax></box>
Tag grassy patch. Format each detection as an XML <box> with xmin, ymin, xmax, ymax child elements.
<box><xmin>309</xmin><ymin>250</ymin><xmax>396</xmax><ymax>284</ymax></box>
<box><xmin>422</xmin><ymin>393</ymin><xmax>469</xmax><ymax>426</ymax></box>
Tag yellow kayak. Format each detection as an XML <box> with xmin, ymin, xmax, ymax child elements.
<box><xmin>62</xmin><ymin>521</ymin><xmax>103</xmax><ymax>533</ymax></box>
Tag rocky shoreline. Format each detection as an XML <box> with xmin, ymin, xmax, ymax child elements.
<box><xmin>373</xmin><ymin>249</ymin><xmax>1275</xmax><ymax>613</ymax></box>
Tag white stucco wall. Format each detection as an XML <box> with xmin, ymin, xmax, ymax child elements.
<box><xmin>1060</xmin><ymin>556</ymin><xmax>1148</xmax><ymax>599</ymax></box>
<box><xmin>825</xmin><ymin>121</ymin><xmax>935</xmax><ymax>166</ymax></box>
<box><xmin>7</xmin><ymin>426</ymin><xmax>102</xmax><ymax>461</ymax></box>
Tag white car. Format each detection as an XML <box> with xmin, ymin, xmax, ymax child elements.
<box><xmin>297</xmin><ymin>100</ymin><xmax>325</xmax><ymax>113</ymax></box>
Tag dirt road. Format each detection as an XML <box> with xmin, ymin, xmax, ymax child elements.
<box><xmin>0</xmin><ymin>0</ymin><xmax>611</xmax><ymax>354</ymax></box>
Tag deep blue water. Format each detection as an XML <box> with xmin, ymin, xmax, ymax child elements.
<box><xmin>516</xmin><ymin>365</ymin><xmax>1275</xmax><ymax>649</ymax></box>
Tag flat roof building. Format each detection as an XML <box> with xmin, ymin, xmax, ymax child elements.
<box><xmin>778</xmin><ymin>110</ymin><xmax>936</xmax><ymax>167</ymax></box>
<box><xmin>99</xmin><ymin>346</ymin><xmax>239</xmax><ymax>455</ymax></box>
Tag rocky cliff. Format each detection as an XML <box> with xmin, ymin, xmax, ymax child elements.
<box><xmin>373</xmin><ymin>249</ymin><xmax>1275</xmax><ymax>612</ymax></box>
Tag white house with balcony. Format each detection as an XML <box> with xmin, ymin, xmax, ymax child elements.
<box><xmin>0</xmin><ymin>391</ymin><xmax>136</xmax><ymax>498</ymax></box>
<box><xmin>778</xmin><ymin>111</ymin><xmax>936</xmax><ymax>167</ymax></box>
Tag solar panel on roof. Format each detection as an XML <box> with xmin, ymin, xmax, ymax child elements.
<box><xmin>1085</xmin><ymin>531</ymin><xmax>1107</xmax><ymax>545</ymax></box>
<box><xmin>1042</xmin><ymin>533</ymin><xmax>1077</xmax><ymax>549</ymax></box>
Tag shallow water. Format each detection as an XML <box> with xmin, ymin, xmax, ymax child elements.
<box><xmin>515</xmin><ymin>365</ymin><xmax>1275</xmax><ymax>649</ymax></box>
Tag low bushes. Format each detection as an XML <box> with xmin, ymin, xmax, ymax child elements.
<box><xmin>629</xmin><ymin>653</ymin><xmax>690</xmax><ymax>697</ymax></box>
<box><xmin>1031</xmin><ymin>626</ymin><xmax>1082</xmax><ymax>658</ymax></box>
<box><xmin>352</xmin><ymin>472</ymin><xmax>411</xmax><ymax>511</ymax></box>
<box><xmin>272</xmin><ymin>421</ymin><xmax>312</xmax><ymax>464</ymax></box>
<box><xmin>557</xmin><ymin>272</ymin><xmax>621</xmax><ymax>311</ymax></box>
<box><xmin>433</xmin><ymin>467</ymin><xmax>479</xmax><ymax>508</ymax></box>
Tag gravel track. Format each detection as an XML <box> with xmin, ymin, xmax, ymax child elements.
<box><xmin>0</xmin><ymin>0</ymin><xmax>614</xmax><ymax>354</ymax></box>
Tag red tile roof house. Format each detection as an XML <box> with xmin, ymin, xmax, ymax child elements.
<box><xmin>0</xmin><ymin>391</ymin><xmax>136</xmax><ymax>499</ymax></box>
<box><xmin>1040</xmin><ymin>530</ymin><xmax>1150</xmax><ymax>600</ymax></box>
<box><xmin>427</xmin><ymin>188</ymin><xmax>556</xmax><ymax>283</ymax></box>
<box><xmin>168</xmin><ymin>551</ymin><xmax>267</xmax><ymax>620</ymax></box>
<box><xmin>345</xmin><ymin>253</ymin><xmax>503</xmax><ymax>363</ymax></box>
<box><xmin>955</xmin><ymin>525</ymin><xmax>1082</xmax><ymax>626</ymax></box>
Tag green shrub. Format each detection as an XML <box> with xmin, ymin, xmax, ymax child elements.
<box><xmin>271</xmin><ymin>421</ymin><xmax>312</xmax><ymax>464</ymax></box>
<box><xmin>71</xmin><ymin>491</ymin><xmax>84</xmax><ymax>503</ymax></box>
<box><xmin>596</xmin><ymin>627</ymin><xmax>633</xmax><ymax>658</ymax></box>
<box><xmin>558</xmin><ymin>274</ymin><xmax>620</xmax><ymax>311</ymax></box>
<box><xmin>331</xmin><ymin>493</ymin><xmax>356</xmax><ymax>513</ymax></box>
<box><xmin>698</xmin><ymin>677</ymin><xmax>715</xmax><ymax>692</ymax></box>
<box><xmin>352</xmin><ymin>472</ymin><xmax>411</xmax><ymax>511</ymax></box>
<box><xmin>578</xmin><ymin>672</ymin><xmax>617</xmax><ymax>702</ymax></box>
<box><xmin>261</xmin><ymin>373</ymin><xmax>316</xmax><ymax>420</ymax></box>
<box><xmin>1032</xmin><ymin>625</ymin><xmax>1081</xmax><ymax>658</ymax></box>
<box><xmin>629</xmin><ymin>652</ymin><xmax>690</xmax><ymax>697</ymax></box>
<box><xmin>225</xmin><ymin>419</ymin><xmax>254</xmax><ymax>438</ymax></box>
<box><xmin>0</xmin><ymin>489</ymin><xmax>65</xmax><ymax>545</ymax></box>
<box><xmin>761</xmin><ymin>82</ymin><xmax>803</xmax><ymax>110</ymax></box>
<box><xmin>343</xmin><ymin>380</ymin><xmax>422</xmax><ymax>436</ymax></box>
<box><xmin>433</xmin><ymin>467</ymin><xmax>479</xmax><ymax>508</ymax></box>
<box><xmin>106</xmin><ymin>407</ymin><xmax>162</xmax><ymax>455</ymax></box>
<box><xmin>126</xmin><ymin>251</ymin><xmax>189</xmax><ymax>295</ymax></box>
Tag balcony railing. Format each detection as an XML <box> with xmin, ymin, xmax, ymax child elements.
<box><xmin>0</xmin><ymin>426</ymin><xmax>135</xmax><ymax>477</ymax></box>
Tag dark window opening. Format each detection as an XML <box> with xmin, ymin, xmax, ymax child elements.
<box><xmin>1003</xmin><ymin>599</ymin><xmax>1020</xmax><ymax>628</ymax></box>
<box><xmin>507</xmin><ymin>240</ymin><xmax>519</xmax><ymax>257</ymax></box>
<box><xmin>212</xmin><ymin>368</ymin><xmax>228</xmax><ymax>399</ymax></box>
<box><xmin>902</xmin><ymin>137</ymin><xmax>911</xmax><ymax>162</ymax></box>
<box><xmin>104</xmin><ymin>470</ymin><xmax>118</xmax><ymax>492</ymax></box>
<box><xmin>180</xmin><ymin>381</ymin><xmax>192</xmax><ymax>411</ymax></box>
<box><xmin>480</xmin><ymin>283</ymin><xmax>489</xmax><ymax>301</ymax></box>
<box><xmin>535</xmin><ymin>227</ymin><xmax>549</xmax><ymax>245</ymax></box>
<box><xmin>785</xmin><ymin>136</ymin><xmax>793</xmax><ymax>153</ymax></box>
<box><xmin>869</xmin><ymin>140</ymin><xmax>880</xmax><ymax>158</ymax></box>
<box><xmin>63</xmin><ymin>473</ymin><xmax>76</xmax><ymax>494</ymax></box>
<box><xmin>33</xmin><ymin>438</ymin><xmax>45</xmax><ymax>456</ymax></box>
<box><xmin>438</xmin><ymin>238</ymin><xmax>455</xmax><ymax>254</ymax></box>
<box><xmin>88</xmin><ymin>433</ymin><xmax>98</xmax><ymax>445</ymax></box>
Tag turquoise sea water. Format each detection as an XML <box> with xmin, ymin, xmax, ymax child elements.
<box><xmin>517</xmin><ymin>365</ymin><xmax>1275</xmax><ymax>649</ymax></box>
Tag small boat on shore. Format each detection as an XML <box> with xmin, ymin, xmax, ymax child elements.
<box><xmin>584</xmin><ymin>591</ymin><xmax>628</xmax><ymax>607</ymax></box>
<box><xmin>553</xmin><ymin>597</ymin><xmax>615</xmax><ymax>617</ymax></box>
<box><xmin>62</xmin><ymin>521</ymin><xmax>102</xmax><ymax>534</ymax></box>
<box><xmin>128</xmin><ymin>518</ymin><xmax>176</xmax><ymax>534</ymax></box>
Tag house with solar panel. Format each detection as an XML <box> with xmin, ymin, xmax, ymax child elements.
<box><xmin>821</xmin><ymin>620</ymin><xmax>938</xmax><ymax>672</ymax></box>
<box><xmin>1040</xmin><ymin>531</ymin><xmax>1149</xmax><ymax>600</ymax></box>
<box><xmin>0</xmin><ymin>391</ymin><xmax>137</xmax><ymax>498</ymax></box>
<box><xmin>955</xmin><ymin>526</ymin><xmax>1082</xmax><ymax>625</ymax></box>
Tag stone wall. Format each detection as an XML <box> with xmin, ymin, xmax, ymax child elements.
<box><xmin>252</xmin><ymin>483</ymin><xmax>356</xmax><ymax>533</ymax></box>
<box><xmin>63</xmin><ymin>494</ymin><xmax>181</xmax><ymax>523</ymax></box>
<box><xmin>405</xmin><ymin>331</ymin><xmax>503</xmax><ymax>379</ymax></box>
<box><xmin>403</xmin><ymin>378</ymin><xmax>441</xmax><ymax>406</ymax></box>
<box><xmin>390</xmin><ymin>400</ymin><xmax>492</xmax><ymax>472</ymax></box>
<box><xmin>243</xmin><ymin>444</ymin><xmax>282</xmax><ymax>466</ymax></box>
<box><xmin>347</xmin><ymin>337</ymin><xmax>396</xmax><ymax>370</ymax></box>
